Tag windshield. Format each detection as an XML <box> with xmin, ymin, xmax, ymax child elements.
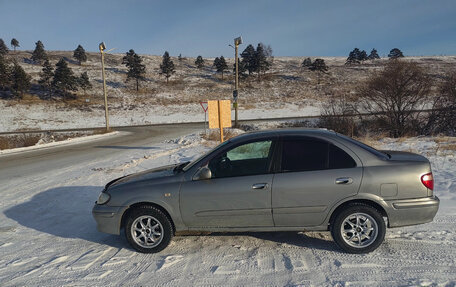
<box><xmin>182</xmin><ymin>139</ymin><xmax>232</xmax><ymax>172</ymax></box>
<box><xmin>336</xmin><ymin>133</ymin><xmax>389</xmax><ymax>159</ymax></box>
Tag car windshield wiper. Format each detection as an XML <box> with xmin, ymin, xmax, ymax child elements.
<box><xmin>173</xmin><ymin>161</ymin><xmax>190</xmax><ymax>173</ymax></box>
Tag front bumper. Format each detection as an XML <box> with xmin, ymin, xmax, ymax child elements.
<box><xmin>386</xmin><ymin>196</ymin><xmax>440</xmax><ymax>228</ymax></box>
<box><xmin>92</xmin><ymin>204</ymin><xmax>125</xmax><ymax>235</ymax></box>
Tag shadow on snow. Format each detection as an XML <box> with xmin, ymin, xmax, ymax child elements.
<box><xmin>4</xmin><ymin>185</ymin><xmax>339</xmax><ymax>252</ymax></box>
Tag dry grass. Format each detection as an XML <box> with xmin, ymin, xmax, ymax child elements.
<box><xmin>354</xmin><ymin>132</ymin><xmax>389</xmax><ymax>149</ymax></box>
<box><xmin>201</xmin><ymin>128</ymin><xmax>241</xmax><ymax>142</ymax></box>
<box><xmin>0</xmin><ymin>130</ymin><xmax>112</xmax><ymax>150</ymax></box>
<box><xmin>436</xmin><ymin>143</ymin><xmax>456</xmax><ymax>151</ymax></box>
<box><xmin>3</xmin><ymin>51</ymin><xmax>456</xmax><ymax>120</ymax></box>
<box><xmin>0</xmin><ymin>137</ymin><xmax>10</xmax><ymax>150</ymax></box>
<box><xmin>443</xmin><ymin>144</ymin><xmax>456</xmax><ymax>151</ymax></box>
<box><xmin>91</xmin><ymin>128</ymin><xmax>111</xmax><ymax>135</ymax></box>
<box><xmin>0</xmin><ymin>134</ymin><xmax>41</xmax><ymax>150</ymax></box>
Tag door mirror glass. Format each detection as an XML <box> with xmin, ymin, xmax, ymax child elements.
<box><xmin>193</xmin><ymin>166</ymin><xmax>212</xmax><ymax>181</ymax></box>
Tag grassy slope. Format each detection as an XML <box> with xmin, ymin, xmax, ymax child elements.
<box><xmin>2</xmin><ymin>51</ymin><xmax>456</xmax><ymax>113</ymax></box>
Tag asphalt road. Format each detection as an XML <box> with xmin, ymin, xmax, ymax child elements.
<box><xmin>0</xmin><ymin>123</ymin><xmax>204</xmax><ymax>182</ymax></box>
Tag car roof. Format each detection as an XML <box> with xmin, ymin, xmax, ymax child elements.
<box><xmin>229</xmin><ymin>128</ymin><xmax>337</xmax><ymax>143</ymax></box>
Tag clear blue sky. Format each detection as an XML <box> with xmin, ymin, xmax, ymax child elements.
<box><xmin>1</xmin><ymin>0</ymin><xmax>455</xmax><ymax>57</ymax></box>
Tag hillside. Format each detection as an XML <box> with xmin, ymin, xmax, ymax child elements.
<box><xmin>1</xmin><ymin>51</ymin><xmax>455</xmax><ymax>132</ymax></box>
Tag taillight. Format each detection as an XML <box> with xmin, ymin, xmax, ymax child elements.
<box><xmin>421</xmin><ymin>173</ymin><xmax>434</xmax><ymax>191</ymax></box>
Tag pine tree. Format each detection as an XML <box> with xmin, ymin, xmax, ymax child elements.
<box><xmin>368</xmin><ymin>48</ymin><xmax>380</xmax><ymax>60</ymax></box>
<box><xmin>122</xmin><ymin>49</ymin><xmax>146</xmax><ymax>90</ymax></box>
<box><xmin>359</xmin><ymin>50</ymin><xmax>368</xmax><ymax>61</ymax></box>
<box><xmin>31</xmin><ymin>40</ymin><xmax>48</xmax><ymax>64</ymax></box>
<box><xmin>11</xmin><ymin>63</ymin><xmax>31</xmax><ymax>98</ymax></box>
<box><xmin>388</xmin><ymin>48</ymin><xmax>404</xmax><ymax>59</ymax></box>
<box><xmin>0</xmin><ymin>39</ymin><xmax>8</xmax><ymax>56</ymax></box>
<box><xmin>195</xmin><ymin>55</ymin><xmax>204</xmax><ymax>69</ymax></box>
<box><xmin>309</xmin><ymin>59</ymin><xmax>328</xmax><ymax>72</ymax></box>
<box><xmin>240</xmin><ymin>44</ymin><xmax>256</xmax><ymax>75</ymax></box>
<box><xmin>255</xmin><ymin>43</ymin><xmax>270</xmax><ymax>78</ymax></box>
<box><xmin>214</xmin><ymin>56</ymin><xmax>228</xmax><ymax>79</ymax></box>
<box><xmin>52</xmin><ymin>58</ymin><xmax>78</xmax><ymax>96</ymax></box>
<box><xmin>233</xmin><ymin>57</ymin><xmax>247</xmax><ymax>79</ymax></box>
<box><xmin>0</xmin><ymin>56</ymin><xmax>11</xmax><ymax>91</ymax></box>
<box><xmin>302</xmin><ymin>57</ymin><xmax>312</xmax><ymax>67</ymax></box>
<box><xmin>38</xmin><ymin>59</ymin><xmax>54</xmax><ymax>97</ymax></box>
<box><xmin>159</xmin><ymin>51</ymin><xmax>175</xmax><ymax>83</ymax></box>
<box><xmin>346</xmin><ymin>48</ymin><xmax>362</xmax><ymax>65</ymax></box>
<box><xmin>10</xmin><ymin>38</ymin><xmax>19</xmax><ymax>52</ymax></box>
<box><xmin>178</xmin><ymin>54</ymin><xmax>186</xmax><ymax>61</ymax></box>
<box><xmin>213</xmin><ymin>57</ymin><xmax>220</xmax><ymax>75</ymax></box>
<box><xmin>78</xmin><ymin>72</ymin><xmax>92</xmax><ymax>95</ymax></box>
<box><xmin>73</xmin><ymin>44</ymin><xmax>87</xmax><ymax>65</ymax></box>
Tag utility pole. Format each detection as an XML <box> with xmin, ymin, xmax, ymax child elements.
<box><xmin>233</xmin><ymin>36</ymin><xmax>242</xmax><ymax>127</ymax></box>
<box><xmin>99</xmin><ymin>42</ymin><xmax>110</xmax><ymax>131</ymax></box>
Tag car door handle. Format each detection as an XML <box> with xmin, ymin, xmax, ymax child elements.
<box><xmin>335</xmin><ymin>177</ymin><xmax>353</xmax><ymax>185</ymax></box>
<box><xmin>252</xmin><ymin>183</ymin><xmax>268</xmax><ymax>190</ymax></box>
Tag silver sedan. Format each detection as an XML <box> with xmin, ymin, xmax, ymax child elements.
<box><xmin>92</xmin><ymin>129</ymin><xmax>439</xmax><ymax>253</ymax></box>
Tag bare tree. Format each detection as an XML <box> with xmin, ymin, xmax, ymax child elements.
<box><xmin>357</xmin><ymin>60</ymin><xmax>431</xmax><ymax>137</ymax></box>
<box><xmin>428</xmin><ymin>72</ymin><xmax>456</xmax><ymax>135</ymax></box>
<box><xmin>320</xmin><ymin>95</ymin><xmax>358</xmax><ymax>137</ymax></box>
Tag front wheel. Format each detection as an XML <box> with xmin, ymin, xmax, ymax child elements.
<box><xmin>331</xmin><ymin>203</ymin><xmax>386</xmax><ymax>254</ymax></box>
<box><xmin>125</xmin><ymin>206</ymin><xmax>173</xmax><ymax>253</ymax></box>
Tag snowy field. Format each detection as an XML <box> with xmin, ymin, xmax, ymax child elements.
<box><xmin>0</xmin><ymin>100</ymin><xmax>320</xmax><ymax>132</ymax></box>
<box><xmin>1</xmin><ymin>130</ymin><xmax>455</xmax><ymax>286</ymax></box>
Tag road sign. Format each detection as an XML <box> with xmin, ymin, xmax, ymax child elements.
<box><xmin>233</xmin><ymin>90</ymin><xmax>238</xmax><ymax>101</ymax></box>
<box><xmin>200</xmin><ymin>101</ymin><xmax>209</xmax><ymax>134</ymax></box>
<box><xmin>199</xmin><ymin>101</ymin><xmax>208</xmax><ymax>112</ymax></box>
<box><xmin>208</xmin><ymin>100</ymin><xmax>232</xmax><ymax>142</ymax></box>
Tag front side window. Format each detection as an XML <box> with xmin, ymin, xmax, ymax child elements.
<box><xmin>208</xmin><ymin>140</ymin><xmax>273</xmax><ymax>178</ymax></box>
<box><xmin>281</xmin><ymin>137</ymin><xmax>356</xmax><ymax>172</ymax></box>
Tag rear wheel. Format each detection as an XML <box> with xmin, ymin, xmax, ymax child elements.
<box><xmin>125</xmin><ymin>206</ymin><xmax>173</xmax><ymax>253</ymax></box>
<box><xmin>331</xmin><ymin>203</ymin><xmax>385</xmax><ymax>254</ymax></box>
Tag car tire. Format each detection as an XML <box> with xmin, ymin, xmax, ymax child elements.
<box><xmin>331</xmin><ymin>203</ymin><xmax>385</xmax><ymax>254</ymax></box>
<box><xmin>125</xmin><ymin>205</ymin><xmax>173</xmax><ymax>253</ymax></box>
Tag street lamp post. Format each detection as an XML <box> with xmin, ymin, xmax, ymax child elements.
<box><xmin>233</xmin><ymin>36</ymin><xmax>242</xmax><ymax>127</ymax></box>
<box><xmin>99</xmin><ymin>42</ymin><xmax>110</xmax><ymax>131</ymax></box>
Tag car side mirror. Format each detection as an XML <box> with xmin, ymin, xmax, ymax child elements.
<box><xmin>193</xmin><ymin>167</ymin><xmax>212</xmax><ymax>181</ymax></box>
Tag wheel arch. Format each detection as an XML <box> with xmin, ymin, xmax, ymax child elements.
<box><xmin>328</xmin><ymin>199</ymin><xmax>388</xmax><ymax>230</ymax></box>
<box><xmin>121</xmin><ymin>202</ymin><xmax>176</xmax><ymax>233</ymax></box>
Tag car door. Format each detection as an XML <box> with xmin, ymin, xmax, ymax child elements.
<box><xmin>180</xmin><ymin>139</ymin><xmax>276</xmax><ymax>228</ymax></box>
<box><xmin>272</xmin><ymin>136</ymin><xmax>362</xmax><ymax>227</ymax></box>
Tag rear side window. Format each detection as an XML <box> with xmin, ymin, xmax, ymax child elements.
<box><xmin>281</xmin><ymin>137</ymin><xmax>356</xmax><ymax>172</ymax></box>
<box><xmin>282</xmin><ymin>139</ymin><xmax>327</xmax><ymax>172</ymax></box>
<box><xmin>329</xmin><ymin>144</ymin><xmax>356</xmax><ymax>169</ymax></box>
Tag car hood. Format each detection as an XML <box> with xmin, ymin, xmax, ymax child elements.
<box><xmin>106</xmin><ymin>163</ymin><xmax>178</xmax><ymax>189</ymax></box>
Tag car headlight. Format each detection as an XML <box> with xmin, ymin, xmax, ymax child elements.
<box><xmin>96</xmin><ymin>192</ymin><xmax>111</xmax><ymax>205</ymax></box>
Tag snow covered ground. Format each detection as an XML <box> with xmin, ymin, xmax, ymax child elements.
<box><xmin>0</xmin><ymin>100</ymin><xmax>320</xmax><ymax>132</ymax></box>
<box><xmin>0</xmin><ymin>130</ymin><xmax>455</xmax><ymax>286</ymax></box>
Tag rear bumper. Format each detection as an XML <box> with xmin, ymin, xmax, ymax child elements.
<box><xmin>92</xmin><ymin>204</ymin><xmax>124</xmax><ymax>235</ymax></box>
<box><xmin>386</xmin><ymin>196</ymin><xmax>440</xmax><ymax>228</ymax></box>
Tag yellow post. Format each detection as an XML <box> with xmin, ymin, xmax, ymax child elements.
<box><xmin>218</xmin><ymin>100</ymin><xmax>224</xmax><ymax>142</ymax></box>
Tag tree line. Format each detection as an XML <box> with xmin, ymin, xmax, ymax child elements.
<box><xmin>345</xmin><ymin>47</ymin><xmax>403</xmax><ymax>65</ymax></box>
<box><xmin>0</xmin><ymin>38</ymin><xmax>92</xmax><ymax>99</ymax></box>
